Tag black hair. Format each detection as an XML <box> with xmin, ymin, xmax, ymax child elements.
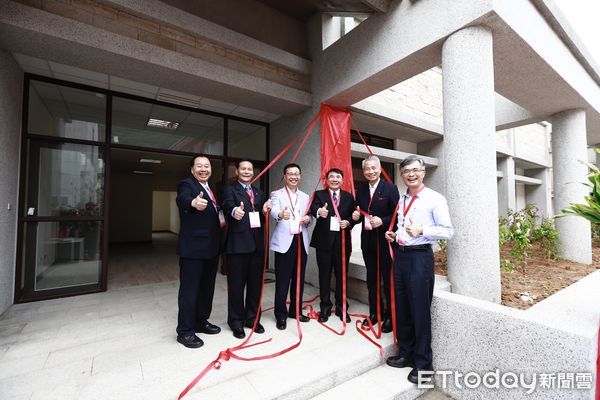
<box><xmin>283</xmin><ymin>163</ymin><xmax>301</xmax><ymax>175</ymax></box>
<box><xmin>236</xmin><ymin>159</ymin><xmax>254</xmax><ymax>169</ymax></box>
<box><xmin>190</xmin><ymin>154</ymin><xmax>210</xmax><ymax>167</ymax></box>
<box><xmin>326</xmin><ymin>168</ymin><xmax>344</xmax><ymax>178</ymax></box>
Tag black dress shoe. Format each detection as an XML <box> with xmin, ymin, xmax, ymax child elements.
<box><xmin>276</xmin><ymin>319</ymin><xmax>287</xmax><ymax>330</ymax></box>
<box><xmin>245</xmin><ymin>321</ymin><xmax>265</xmax><ymax>334</ymax></box>
<box><xmin>382</xmin><ymin>318</ymin><xmax>393</xmax><ymax>333</ymax></box>
<box><xmin>407</xmin><ymin>367</ymin><xmax>434</xmax><ymax>384</ymax></box>
<box><xmin>318</xmin><ymin>313</ymin><xmax>329</xmax><ymax>322</ymax></box>
<box><xmin>335</xmin><ymin>312</ymin><xmax>351</xmax><ymax>323</ymax></box>
<box><xmin>289</xmin><ymin>314</ymin><xmax>310</xmax><ymax>322</ymax></box>
<box><xmin>362</xmin><ymin>314</ymin><xmax>378</xmax><ymax>326</ymax></box>
<box><xmin>177</xmin><ymin>334</ymin><xmax>204</xmax><ymax>348</ymax></box>
<box><xmin>197</xmin><ymin>321</ymin><xmax>221</xmax><ymax>335</ymax></box>
<box><xmin>232</xmin><ymin>327</ymin><xmax>245</xmax><ymax>339</ymax></box>
<box><xmin>386</xmin><ymin>355</ymin><xmax>414</xmax><ymax>369</ymax></box>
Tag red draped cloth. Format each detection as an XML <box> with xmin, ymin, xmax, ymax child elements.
<box><xmin>320</xmin><ymin>104</ymin><xmax>354</xmax><ymax>193</ymax></box>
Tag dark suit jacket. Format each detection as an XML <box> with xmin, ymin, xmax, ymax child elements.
<box><xmin>309</xmin><ymin>189</ymin><xmax>355</xmax><ymax>252</ymax></box>
<box><xmin>222</xmin><ymin>181</ymin><xmax>266</xmax><ymax>254</ymax></box>
<box><xmin>355</xmin><ymin>180</ymin><xmax>400</xmax><ymax>252</ymax></box>
<box><xmin>176</xmin><ymin>176</ymin><xmax>222</xmax><ymax>259</ymax></box>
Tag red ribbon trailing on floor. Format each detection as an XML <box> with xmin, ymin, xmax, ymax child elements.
<box><xmin>178</xmin><ymin>104</ymin><xmax>398</xmax><ymax>398</ymax></box>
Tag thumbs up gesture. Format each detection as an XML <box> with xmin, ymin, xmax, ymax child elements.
<box><xmin>279</xmin><ymin>206</ymin><xmax>291</xmax><ymax>220</ymax></box>
<box><xmin>192</xmin><ymin>191</ymin><xmax>208</xmax><ymax>211</ymax></box>
<box><xmin>352</xmin><ymin>206</ymin><xmax>361</xmax><ymax>221</ymax></box>
<box><xmin>405</xmin><ymin>217</ymin><xmax>423</xmax><ymax>237</ymax></box>
<box><xmin>318</xmin><ymin>202</ymin><xmax>329</xmax><ymax>218</ymax></box>
<box><xmin>233</xmin><ymin>201</ymin><xmax>245</xmax><ymax>220</ymax></box>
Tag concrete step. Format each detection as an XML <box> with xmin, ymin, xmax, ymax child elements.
<box><xmin>183</xmin><ymin>323</ymin><xmax>399</xmax><ymax>399</ymax></box>
<box><xmin>312</xmin><ymin>364</ymin><xmax>428</xmax><ymax>400</ymax></box>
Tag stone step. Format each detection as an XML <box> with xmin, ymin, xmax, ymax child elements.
<box><xmin>312</xmin><ymin>364</ymin><xmax>428</xmax><ymax>400</ymax></box>
<box><xmin>184</xmin><ymin>326</ymin><xmax>399</xmax><ymax>399</ymax></box>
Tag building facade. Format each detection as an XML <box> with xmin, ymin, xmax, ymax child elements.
<box><xmin>0</xmin><ymin>0</ymin><xmax>598</xmax><ymax>317</ymax></box>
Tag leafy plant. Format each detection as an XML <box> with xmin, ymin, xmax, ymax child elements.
<box><xmin>557</xmin><ymin>155</ymin><xmax>600</xmax><ymax>225</ymax></box>
<box><xmin>499</xmin><ymin>204</ymin><xmax>559</xmax><ymax>272</ymax></box>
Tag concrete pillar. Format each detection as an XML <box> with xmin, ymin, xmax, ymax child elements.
<box><xmin>497</xmin><ymin>156</ymin><xmax>516</xmax><ymax>218</ymax></box>
<box><xmin>442</xmin><ymin>26</ymin><xmax>501</xmax><ymax>302</ymax></box>
<box><xmin>551</xmin><ymin>109</ymin><xmax>592</xmax><ymax>264</ymax></box>
<box><xmin>418</xmin><ymin>138</ymin><xmax>445</xmax><ymax>195</ymax></box>
<box><xmin>0</xmin><ymin>50</ymin><xmax>23</xmax><ymax>314</ymax></box>
<box><xmin>526</xmin><ymin>168</ymin><xmax>552</xmax><ymax>219</ymax></box>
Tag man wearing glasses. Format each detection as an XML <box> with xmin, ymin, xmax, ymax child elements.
<box><xmin>384</xmin><ymin>155</ymin><xmax>453</xmax><ymax>384</ymax></box>
<box><xmin>270</xmin><ymin>163</ymin><xmax>313</xmax><ymax>330</ymax></box>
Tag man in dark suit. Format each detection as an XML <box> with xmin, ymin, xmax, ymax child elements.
<box><xmin>175</xmin><ymin>155</ymin><xmax>223</xmax><ymax>348</ymax></box>
<box><xmin>222</xmin><ymin>160</ymin><xmax>271</xmax><ymax>339</ymax></box>
<box><xmin>352</xmin><ymin>155</ymin><xmax>400</xmax><ymax>333</ymax></box>
<box><xmin>310</xmin><ymin>168</ymin><xmax>355</xmax><ymax>323</ymax></box>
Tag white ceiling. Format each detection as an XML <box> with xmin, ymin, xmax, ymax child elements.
<box><xmin>13</xmin><ymin>53</ymin><xmax>282</xmax><ymax>123</ymax></box>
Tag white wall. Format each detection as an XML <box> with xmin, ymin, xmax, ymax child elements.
<box><xmin>0</xmin><ymin>52</ymin><xmax>22</xmax><ymax>314</ymax></box>
<box><xmin>169</xmin><ymin>192</ymin><xmax>180</xmax><ymax>234</ymax></box>
<box><xmin>152</xmin><ymin>191</ymin><xmax>171</xmax><ymax>231</ymax></box>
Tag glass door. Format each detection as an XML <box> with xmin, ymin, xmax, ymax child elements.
<box><xmin>18</xmin><ymin>139</ymin><xmax>106</xmax><ymax>300</ymax></box>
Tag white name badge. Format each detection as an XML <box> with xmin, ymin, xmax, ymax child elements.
<box><xmin>289</xmin><ymin>219</ymin><xmax>301</xmax><ymax>234</ymax></box>
<box><xmin>330</xmin><ymin>217</ymin><xmax>340</xmax><ymax>231</ymax></box>
<box><xmin>364</xmin><ymin>217</ymin><xmax>373</xmax><ymax>231</ymax></box>
<box><xmin>249</xmin><ymin>211</ymin><xmax>261</xmax><ymax>228</ymax></box>
<box><xmin>218</xmin><ymin>210</ymin><xmax>226</xmax><ymax>228</ymax></box>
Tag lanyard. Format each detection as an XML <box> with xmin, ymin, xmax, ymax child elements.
<box><xmin>202</xmin><ymin>183</ymin><xmax>218</xmax><ymax>210</ymax></box>
<box><xmin>402</xmin><ymin>185</ymin><xmax>425</xmax><ymax>218</ymax></box>
<box><xmin>284</xmin><ymin>186</ymin><xmax>299</xmax><ymax>218</ymax></box>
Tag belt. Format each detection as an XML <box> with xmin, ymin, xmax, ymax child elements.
<box><xmin>396</xmin><ymin>244</ymin><xmax>431</xmax><ymax>252</ymax></box>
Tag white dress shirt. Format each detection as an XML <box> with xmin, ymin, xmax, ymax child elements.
<box><xmin>395</xmin><ymin>187</ymin><xmax>453</xmax><ymax>246</ymax></box>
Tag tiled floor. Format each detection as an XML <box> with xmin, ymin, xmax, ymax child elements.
<box><xmin>0</xmin><ymin>234</ymin><xmax>450</xmax><ymax>399</ymax></box>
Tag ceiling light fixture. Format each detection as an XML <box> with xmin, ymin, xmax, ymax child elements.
<box><xmin>139</xmin><ymin>158</ymin><xmax>163</xmax><ymax>164</ymax></box>
<box><xmin>147</xmin><ymin>118</ymin><xmax>180</xmax><ymax>130</ymax></box>
<box><xmin>133</xmin><ymin>170</ymin><xmax>153</xmax><ymax>175</ymax></box>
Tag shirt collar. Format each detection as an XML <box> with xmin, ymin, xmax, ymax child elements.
<box><xmin>369</xmin><ymin>179</ymin><xmax>380</xmax><ymax>189</ymax></box>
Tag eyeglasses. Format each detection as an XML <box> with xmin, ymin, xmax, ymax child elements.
<box><xmin>285</xmin><ymin>173</ymin><xmax>301</xmax><ymax>177</ymax></box>
<box><xmin>400</xmin><ymin>168</ymin><xmax>424</xmax><ymax>176</ymax></box>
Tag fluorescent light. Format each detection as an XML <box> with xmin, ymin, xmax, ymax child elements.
<box><xmin>133</xmin><ymin>170</ymin><xmax>153</xmax><ymax>175</ymax></box>
<box><xmin>147</xmin><ymin>118</ymin><xmax>180</xmax><ymax>130</ymax></box>
<box><xmin>139</xmin><ymin>158</ymin><xmax>162</xmax><ymax>164</ymax></box>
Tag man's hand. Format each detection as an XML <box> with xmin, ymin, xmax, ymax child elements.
<box><xmin>318</xmin><ymin>202</ymin><xmax>329</xmax><ymax>218</ymax></box>
<box><xmin>340</xmin><ymin>220</ymin><xmax>350</xmax><ymax>229</ymax></box>
<box><xmin>369</xmin><ymin>216</ymin><xmax>383</xmax><ymax>229</ymax></box>
<box><xmin>192</xmin><ymin>191</ymin><xmax>208</xmax><ymax>211</ymax></box>
<box><xmin>384</xmin><ymin>230</ymin><xmax>396</xmax><ymax>243</ymax></box>
<box><xmin>405</xmin><ymin>218</ymin><xmax>423</xmax><ymax>237</ymax></box>
<box><xmin>279</xmin><ymin>206</ymin><xmax>291</xmax><ymax>220</ymax></box>
<box><xmin>300</xmin><ymin>215</ymin><xmax>310</xmax><ymax>225</ymax></box>
<box><xmin>233</xmin><ymin>201</ymin><xmax>245</xmax><ymax>220</ymax></box>
<box><xmin>352</xmin><ymin>206</ymin><xmax>361</xmax><ymax>221</ymax></box>
<box><xmin>263</xmin><ymin>199</ymin><xmax>272</xmax><ymax>214</ymax></box>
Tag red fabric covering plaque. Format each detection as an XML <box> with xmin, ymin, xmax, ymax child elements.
<box><xmin>320</xmin><ymin>104</ymin><xmax>355</xmax><ymax>194</ymax></box>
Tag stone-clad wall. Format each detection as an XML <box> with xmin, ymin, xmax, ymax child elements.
<box><xmin>0</xmin><ymin>52</ymin><xmax>22</xmax><ymax>315</ymax></box>
<box><xmin>11</xmin><ymin>0</ymin><xmax>309</xmax><ymax>91</ymax></box>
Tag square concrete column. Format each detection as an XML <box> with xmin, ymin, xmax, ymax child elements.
<box><xmin>442</xmin><ymin>26</ymin><xmax>501</xmax><ymax>302</ymax></box>
<box><xmin>525</xmin><ymin>167</ymin><xmax>552</xmax><ymax>219</ymax></box>
<box><xmin>497</xmin><ymin>156</ymin><xmax>516</xmax><ymax>218</ymax></box>
<box><xmin>551</xmin><ymin>109</ymin><xmax>592</xmax><ymax>264</ymax></box>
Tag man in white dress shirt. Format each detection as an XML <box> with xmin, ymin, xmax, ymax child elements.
<box><xmin>384</xmin><ymin>155</ymin><xmax>453</xmax><ymax>384</ymax></box>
